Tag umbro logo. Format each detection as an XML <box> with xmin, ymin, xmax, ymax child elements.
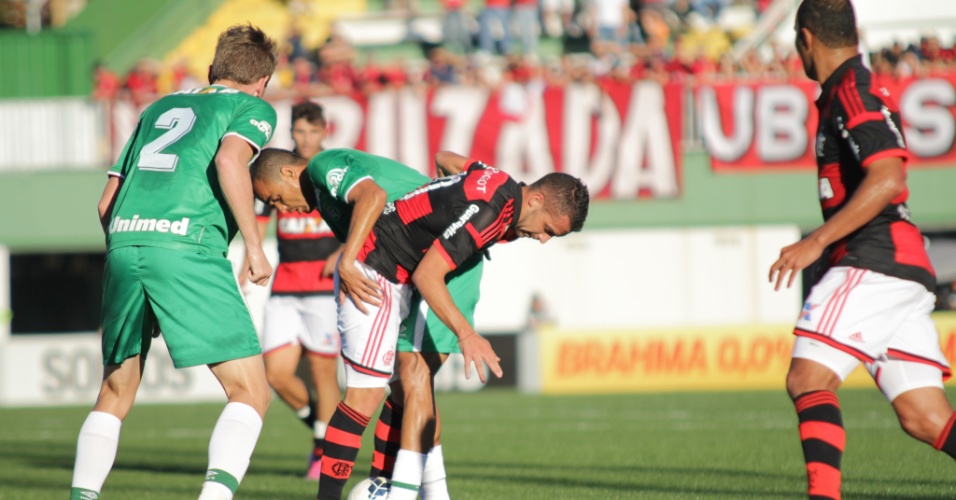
<box><xmin>849</xmin><ymin>332</ymin><xmax>864</xmax><ymax>343</ymax></box>
<box><xmin>250</xmin><ymin>119</ymin><xmax>272</xmax><ymax>140</ymax></box>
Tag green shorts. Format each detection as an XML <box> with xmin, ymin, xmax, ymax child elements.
<box><xmin>101</xmin><ymin>246</ymin><xmax>261</xmax><ymax>368</ymax></box>
<box><xmin>398</xmin><ymin>256</ymin><xmax>483</xmax><ymax>354</ymax></box>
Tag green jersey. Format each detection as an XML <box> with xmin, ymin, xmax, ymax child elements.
<box><xmin>306</xmin><ymin>148</ymin><xmax>430</xmax><ymax>242</ymax></box>
<box><xmin>107</xmin><ymin>85</ymin><xmax>276</xmax><ymax>256</ymax></box>
<box><xmin>306</xmin><ymin>148</ymin><xmax>483</xmax><ymax>349</ymax></box>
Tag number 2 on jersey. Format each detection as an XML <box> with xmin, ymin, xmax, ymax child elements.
<box><xmin>138</xmin><ymin>107</ymin><xmax>196</xmax><ymax>172</ymax></box>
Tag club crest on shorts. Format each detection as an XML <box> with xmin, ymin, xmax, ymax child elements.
<box><xmin>383</xmin><ymin>349</ymin><xmax>394</xmax><ymax>366</ymax></box>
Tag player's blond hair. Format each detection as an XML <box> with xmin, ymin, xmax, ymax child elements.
<box><xmin>209</xmin><ymin>24</ymin><xmax>278</xmax><ymax>85</ymax></box>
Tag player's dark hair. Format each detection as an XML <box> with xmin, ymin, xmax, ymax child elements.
<box><xmin>209</xmin><ymin>24</ymin><xmax>278</xmax><ymax>85</ymax></box>
<box><xmin>292</xmin><ymin>101</ymin><xmax>326</xmax><ymax>127</ymax></box>
<box><xmin>796</xmin><ymin>0</ymin><xmax>858</xmax><ymax>48</ymax></box>
<box><xmin>250</xmin><ymin>148</ymin><xmax>307</xmax><ymax>183</ymax></box>
<box><xmin>530</xmin><ymin>173</ymin><xmax>589</xmax><ymax>232</ymax></box>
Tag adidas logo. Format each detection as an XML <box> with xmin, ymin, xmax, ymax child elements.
<box><xmin>205</xmin><ymin>470</ymin><xmax>218</xmax><ymax>481</ymax></box>
<box><xmin>849</xmin><ymin>332</ymin><xmax>864</xmax><ymax>343</ymax></box>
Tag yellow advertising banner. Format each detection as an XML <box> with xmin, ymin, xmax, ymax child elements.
<box><xmin>539</xmin><ymin>312</ymin><xmax>956</xmax><ymax>394</ymax></box>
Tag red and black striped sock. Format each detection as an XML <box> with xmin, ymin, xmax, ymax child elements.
<box><xmin>932</xmin><ymin>412</ymin><xmax>956</xmax><ymax>459</ymax></box>
<box><xmin>794</xmin><ymin>390</ymin><xmax>845</xmax><ymax>500</ymax></box>
<box><xmin>317</xmin><ymin>402</ymin><xmax>370</xmax><ymax>500</ymax></box>
<box><xmin>370</xmin><ymin>397</ymin><xmax>404</xmax><ymax>479</ymax></box>
<box><xmin>312</xmin><ymin>437</ymin><xmax>324</xmax><ymax>462</ymax></box>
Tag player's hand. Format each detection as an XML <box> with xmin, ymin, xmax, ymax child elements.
<box><xmin>245</xmin><ymin>246</ymin><xmax>273</xmax><ymax>286</ymax></box>
<box><xmin>458</xmin><ymin>332</ymin><xmax>502</xmax><ymax>383</ymax></box>
<box><xmin>769</xmin><ymin>236</ymin><xmax>825</xmax><ymax>291</ymax></box>
<box><xmin>337</xmin><ymin>258</ymin><xmax>382</xmax><ymax>315</ymax></box>
<box><xmin>321</xmin><ymin>257</ymin><xmax>337</xmax><ymax>278</ymax></box>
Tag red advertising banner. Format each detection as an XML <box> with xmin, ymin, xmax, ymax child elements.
<box><xmin>112</xmin><ymin>82</ymin><xmax>684</xmax><ymax>199</ymax></box>
<box><xmin>698</xmin><ymin>74</ymin><xmax>956</xmax><ymax>171</ymax></box>
<box><xmin>337</xmin><ymin>81</ymin><xmax>683</xmax><ymax>199</ymax></box>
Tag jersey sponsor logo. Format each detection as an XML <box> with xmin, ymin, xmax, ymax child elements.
<box><xmin>897</xmin><ymin>204</ymin><xmax>912</xmax><ymax>221</ymax></box>
<box><xmin>325</xmin><ymin>167</ymin><xmax>348</xmax><ymax>197</ymax></box>
<box><xmin>277</xmin><ymin>216</ymin><xmax>331</xmax><ymax>235</ymax></box>
<box><xmin>465</xmin><ymin>165</ymin><xmax>507</xmax><ymax>202</ymax></box>
<box><xmin>836</xmin><ymin>117</ymin><xmax>860</xmax><ymax>161</ymax></box>
<box><xmin>442</xmin><ymin>204</ymin><xmax>480</xmax><ymax>239</ymax></box>
<box><xmin>815</xmin><ymin>132</ymin><xmax>826</xmax><ymax>159</ymax></box>
<box><xmin>475</xmin><ymin>169</ymin><xmax>495</xmax><ymax>193</ymax></box>
<box><xmin>818</xmin><ymin>178</ymin><xmax>834</xmax><ymax>201</ymax></box>
<box><xmin>250</xmin><ymin>119</ymin><xmax>273</xmax><ymax>140</ymax></box>
<box><xmin>108</xmin><ymin>215</ymin><xmax>190</xmax><ymax>236</ymax></box>
<box><xmin>881</xmin><ymin>105</ymin><xmax>906</xmax><ymax>149</ymax></box>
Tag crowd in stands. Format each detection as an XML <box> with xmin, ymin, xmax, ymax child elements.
<box><xmin>90</xmin><ymin>1</ymin><xmax>956</xmax><ymax>105</ymax></box>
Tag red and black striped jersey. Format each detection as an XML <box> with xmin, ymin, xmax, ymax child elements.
<box><xmin>815</xmin><ymin>54</ymin><xmax>935</xmax><ymax>291</ymax></box>
<box><xmin>358</xmin><ymin>161</ymin><xmax>521</xmax><ymax>284</ymax></box>
<box><xmin>255</xmin><ymin>201</ymin><xmax>339</xmax><ymax>295</ymax></box>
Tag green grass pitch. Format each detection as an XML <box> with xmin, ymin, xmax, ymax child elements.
<box><xmin>2</xmin><ymin>388</ymin><xmax>955</xmax><ymax>499</ymax></box>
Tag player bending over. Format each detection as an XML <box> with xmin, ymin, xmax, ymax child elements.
<box><xmin>250</xmin><ymin>148</ymin><xmax>589</xmax><ymax>499</ymax></box>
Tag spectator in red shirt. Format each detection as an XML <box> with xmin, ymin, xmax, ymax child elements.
<box><xmin>92</xmin><ymin>62</ymin><xmax>121</xmax><ymax>102</ymax></box>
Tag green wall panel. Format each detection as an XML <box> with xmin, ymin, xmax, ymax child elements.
<box><xmin>1</xmin><ymin>153</ymin><xmax>955</xmax><ymax>251</ymax></box>
<box><xmin>0</xmin><ymin>31</ymin><xmax>93</xmax><ymax>98</ymax></box>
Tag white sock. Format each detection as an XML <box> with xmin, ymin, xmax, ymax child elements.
<box><xmin>71</xmin><ymin>411</ymin><xmax>122</xmax><ymax>493</ymax></box>
<box><xmin>387</xmin><ymin>449</ymin><xmax>427</xmax><ymax>500</ymax></box>
<box><xmin>314</xmin><ymin>420</ymin><xmax>328</xmax><ymax>439</ymax></box>
<box><xmin>198</xmin><ymin>402</ymin><xmax>263</xmax><ymax>500</ymax></box>
<box><xmin>420</xmin><ymin>445</ymin><xmax>450</xmax><ymax>500</ymax></box>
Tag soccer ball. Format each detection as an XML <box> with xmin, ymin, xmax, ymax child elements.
<box><xmin>346</xmin><ymin>477</ymin><xmax>390</xmax><ymax>500</ymax></box>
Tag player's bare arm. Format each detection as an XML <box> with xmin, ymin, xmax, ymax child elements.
<box><xmin>97</xmin><ymin>176</ymin><xmax>122</xmax><ymax>234</ymax></box>
<box><xmin>339</xmin><ymin>178</ymin><xmax>387</xmax><ymax>313</ymax></box>
<box><xmin>434</xmin><ymin>150</ymin><xmax>471</xmax><ymax>177</ymax></box>
<box><xmin>217</xmin><ymin>135</ymin><xmax>273</xmax><ymax>286</ymax></box>
<box><xmin>412</xmin><ymin>246</ymin><xmax>503</xmax><ymax>383</ymax></box>
<box><xmin>237</xmin><ymin>216</ymin><xmax>270</xmax><ymax>288</ymax></box>
<box><xmin>769</xmin><ymin>157</ymin><xmax>906</xmax><ymax>291</ymax></box>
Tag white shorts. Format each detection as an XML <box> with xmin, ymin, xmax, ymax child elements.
<box><xmin>260</xmin><ymin>295</ymin><xmax>340</xmax><ymax>357</ymax></box>
<box><xmin>793</xmin><ymin>266</ymin><xmax>950</xmax><ymax>401</ymax></box>
<box><xmin>336</xmin><ymin>261</ymin><xmax>411</xmax><ymax>389</ymax></box>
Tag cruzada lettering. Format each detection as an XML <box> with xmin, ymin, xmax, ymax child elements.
<box><xmin>109</xmin><ymin>215</ymin><xmax>190</xmax><ymax>235</ymax></box>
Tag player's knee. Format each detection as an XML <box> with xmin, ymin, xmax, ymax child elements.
<box><xmin>785</xmin><ymin>369</ymin><xmax>812</xmax><ymax>399</ymax></box>
<box><xmin>264</xmin><ymin>367</ymin><xmax>290</xmax><ymax>390</ymax></box>
<box><xmin>785</xmin><ymin>360</ymin><xmax>840</xmax><ymax>400</ymax></box>
<box><xmin>898</xmin><ymin>411</ymin><xmax>941</xmax><ymax>443</ymax></box>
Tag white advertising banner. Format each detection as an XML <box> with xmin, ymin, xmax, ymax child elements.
<box><xmin>0</xmin><ymin>334</ymin><xmax>225</xmax><ymax>407</ymax></box>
